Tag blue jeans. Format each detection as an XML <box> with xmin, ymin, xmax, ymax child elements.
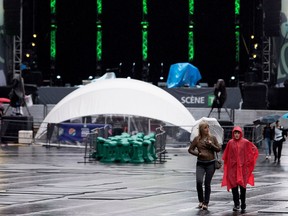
<box><xmin>264</xmin><ymin>137</ymin><xmax>272</xmax><ymax>156</ymax></box>
<box><xmin>196</xmin><ymin>161</ymin><xmax>215</xmax><ymax>205</ymax></box>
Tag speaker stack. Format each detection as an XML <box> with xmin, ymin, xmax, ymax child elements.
<box><xmin>241</xmin><ymin>83</ymin><xmax>269</xmax><ymax>109</ymax></box>
<box><xmin>4</xmin><ymin>0</ymin><xmax>21</xmax><ymax>35</ymax></box>
<box><xmin>263</xmin><ymin>0</ymin><xmax>281</xmax><ymax>37</ymax></box>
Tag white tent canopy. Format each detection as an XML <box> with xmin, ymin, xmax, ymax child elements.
<box><xmin>35</xmin><ymin>78</ymin><xmax>195</xmax><ymax>139</ymax></box>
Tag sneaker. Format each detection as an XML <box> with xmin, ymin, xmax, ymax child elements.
<box><xmin>233</xmin><ymin>205</ymin><xmax>240</xmax><ymax>211</ymax></box>
<box><xmin>198</xmin><ymin>202</ymin><xmax>203</xmax><ymax>209</ymax></box>
<box><xmin>265</xmin><ymin>156</ymin><xmax>268</xmax><ymax>160</ymax></box>
<box><xmin>202</xmin><ymin>204</ymin><xmax>208</xmax><ymax>210</ymax></box>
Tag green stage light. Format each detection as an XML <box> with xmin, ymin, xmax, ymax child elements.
<box><xmin>143</xmin><ymin>0</ymin><xmax>147</xmax><ymax>16</ymax></box>
<box><xmin>50</xmin><ymin>0</ymin><xmax>56</xmax><ymax>61</ymax></box>
<box><xmin>142</xmin><ymin>0</ymin><xmax>148</xmax><ymax>61</ymax></box>
<box><xmin>188</xmin><ymin>0</ymin><xmax>194</xmax><ymax>61</ymax></box>
<box><xmin>97</xmin><ymin>29</ymin><xmax>102</xmax><ymax>61</ymax></box>
<box><xmin>50</xmin><ymin>0</ymin><xmax>56</xmax><ymax>14</ymax></box>
<box><xmin>188</xmin><ymin>31</ymin><xmax>194</xmax><ymax>61</ymax></box>
<box><xmin>96</xmin><ymin>1</ymin><xmax>103</xmax><ymax>62</ymax></box>
<box><xmin>235</xmin><ymin>0</ymin><xmax>240</xmax><ymax>15</ymax></box>
<box><xmin>142</xmin><ymin>29</ymin><xmax>148</xmax><ymax>61</ymax></box>
<box><xmin>189</xmin><ymin>0</ymin><xmax>194</xmax><ymax>15</ymax></box>
<box><xmin>97</xmin><ymin>0</ymin><xmax>102</xmax><ymax>15</ymax></box>
<box><xmin>50</xmin><ymin>29</ymin><xmax>56</xmax><ymax>60</ymax></box>
<box><xmin>235</xmin><ymin>0</ymin><xmax>240</xmax><ymax>63</ymax></box>
<box><xmin>235</xmin><ymin>30</ymin><xmax>240</xmax><ymax>63</ymax></box>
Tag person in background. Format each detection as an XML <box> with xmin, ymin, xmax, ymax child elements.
<box><xmin>208</xmin><ymin>79</ymin><xmax>227</xmax><ymax>119</ymax></box>
<box><xmin>272</xmin><ymin>120</ymin><xmax>286</xmax><ymax>164</ymax></box>
<box><xmin>9</xmin><ymin>72</ymin><xmax>25</xmax><ymax>115</ymax></box>
<box><xmin>263</xmin><ymin>123</ymin><xmax>273</xmax><ymax>159</ymax></box>
<box><xmin>188</xmin><ymin>121</ymin><xmax>221</xmax><ymax>211</ymax></box>
<box><xmin>221</xmin><ymin>126</ymin><xmax>258</xmax><ymax>213</ymax></box>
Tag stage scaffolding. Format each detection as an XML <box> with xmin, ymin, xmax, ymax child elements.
<box><xmin>262</xmin><ymin>35</ymin><xmax>271</xmax><ymax>83</ymax></box>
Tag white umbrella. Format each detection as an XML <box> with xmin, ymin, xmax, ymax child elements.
<box><xmin>190</xmin><ymin>117</ymin><xmax>224</xmax><ymax>144</ymax></box>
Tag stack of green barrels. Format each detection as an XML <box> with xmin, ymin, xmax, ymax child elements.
<box><xmin>91</xmin><ymin>132</ymin><xmax>157</xmax><ymax>163</ymax></box>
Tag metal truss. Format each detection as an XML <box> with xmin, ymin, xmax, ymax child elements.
<box><xmin>262</xmin><ymin>35</ymin><xmax>271</xmax><ymax>83</ymax></box>
<box><xmin>13</xmin><ymin>35</ymin><xmax>22</xmax><ymax>74</ymax></box>
<box><xmin>13</xmin><ymin>0</ymin><xmax>23</xmax><ymax>75</ymax></box>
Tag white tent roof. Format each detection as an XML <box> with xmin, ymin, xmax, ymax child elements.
<box><xmin>35</xmin><ymin>78</ymin><xmax>195</xmax><ymax>138</ymax></box>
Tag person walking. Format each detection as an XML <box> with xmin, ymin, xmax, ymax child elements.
<box><xmin>263</xmin><ymin>123</ymin><xmax>273</xmax><ymax>159</ymax></box>
<box><xmin>272</xmin><ymin>120</ymin><xmax>286</xmax><ymax>164</ymax></box>
<box><xmin>221</xmin><ymin>126</ymin><xmax>258</xmax><ymax>213</ymax></box>
<box><xmin>188</xmin><ymin>121</ymin><xmax>221</xmax><ymax>210</ymax></box>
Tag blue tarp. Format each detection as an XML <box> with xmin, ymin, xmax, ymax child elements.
<box><xmin>166</xmin><ymin>63</ymin><xmax>202</xmax><ymax>88</ymax></box>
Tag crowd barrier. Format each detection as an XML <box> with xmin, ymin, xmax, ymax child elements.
<box><xmin>83</xmin><ymin>126</ymin><xmax>167</xmax><ymax>164</ymax></box>
<box><xmin>0</xmin><ymin>103</ymin><xmax>264</xmax><ymax>153</ymax></box>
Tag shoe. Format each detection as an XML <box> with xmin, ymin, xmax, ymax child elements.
<box><xmin>198</xmin><ymin>202</ymin><xmax>203</xmax><ymax>209</ymax></box>
<box><xmin>265</xmin><ymin>156</ymin><xmax>268</xmax><ymax>160</ymax></box>
<box><xmin>268</xmin><ymin>155</ymin><xmax>271</xmax><ymax>159</ymax></box>
<box><xmin>202</xmin><ymin>204</ymin><xmax>208</xmax><ymax>210</ymax></box>
<box><xmin>233</xmin><ymin>205</ymin><xmax>240</xmax><ymax>211</ymax></box>
<box><xmin>277</xmin><ymin>160</ymin><xmax>280</xmax><ymax>164</ymax></box>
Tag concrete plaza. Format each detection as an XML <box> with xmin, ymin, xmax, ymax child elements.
<box><xmin>0</xmin><ymin>142</ymin><xmax>287</xmax><ymax>215</ymax></box>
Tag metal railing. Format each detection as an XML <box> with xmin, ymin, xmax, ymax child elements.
<box><xmin>83</xmin><ymin>127</ymin><xmax>106</xmax><ymax>163</ymax></box>
<box><xmin>155</xmin><ymin>126</ymin><xmax>167</xmax><ymax>163</ymax></box>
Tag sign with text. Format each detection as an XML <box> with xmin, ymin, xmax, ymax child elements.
<box><xmin>164</xmin><ymin>87</ymin><xmax>241</xmax><ymax>109</ymax></box>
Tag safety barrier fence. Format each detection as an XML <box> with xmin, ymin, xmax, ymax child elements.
<box><xmin>83</xmin><ymin>126</ymin><xmax>167</xmax><ymax>164</ymax></box>
<box><xmin>155</xmin><ymin>126</ymin><xmax>167</xmax><ymax>163</ymax></box>
<box><xmin>0</xmin><ymin>115</ymin><xmax>263</xmax><ymax>156</ymax></box>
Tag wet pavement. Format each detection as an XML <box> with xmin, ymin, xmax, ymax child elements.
<box><xmin>0</xmin><ymin>143</ymin><xmax>288</xmax><ymax>215</ymax></box>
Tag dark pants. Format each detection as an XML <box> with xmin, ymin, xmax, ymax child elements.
<box><xmin>273</xmin><ymin>140</ymin><xmax>284</xmax><ymax>162</ymax></box>
<box><xmin>196</xmin><ymin>161</ymin><xmax>215</xmax><ymax>205</ymax></box>
<box><xmin>232</xmin><ymin>185</ymin><xmax>246</xmax><ymax>207</ymax></box>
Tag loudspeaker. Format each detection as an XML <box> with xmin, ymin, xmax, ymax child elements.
<box><xmin>1</xmin><ymin>116</ymin><xmax>33</xmax><ymax>143</ymax></box>
<box><xmin>263</xmin><ymin>0</ymin><xmax>281</xmax><ymax>37</ymax></box>
<box><xmin>4</xmin><ymin>0</ymin><xmax>21</xmax><ymax>35</ymax></box>
<box><xmin>241</xmin><ymin>83</ymin><xmax>268</xmax><ymax>109</ymax></box>
<box><xmin>268</xmin><ymin>87</ymin><xmax>288</xmax><ymax>110</ymax></box>
<box><xmin>263</xmin><ymin>0</ymin><xmax>281</xmax><ymax>11</ymax></box>
<box><xmin>22</xmin><ymin>71</ymin><xmax>43</xmax><ymax>86</ymax></box>
<box><xmin>264</xmin><ymin>12</ymin><xmax>281</xmax><ymax>36</ymax></box>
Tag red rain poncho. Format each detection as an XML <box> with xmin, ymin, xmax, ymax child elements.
<box><xmin>221</xmin><ymin>126</ymin><xmax>259</xmax><ymax>191</ymax></box>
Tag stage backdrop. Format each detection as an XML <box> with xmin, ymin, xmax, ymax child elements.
<box><xmin>164</xmin><ymin>87</ymin><xmax>241</xmax><ymax>109</ymax></box>
<box><xmin>35</xmin><ymin>86</ymin><xmax>241</xmax><ymax>109</ymax></box>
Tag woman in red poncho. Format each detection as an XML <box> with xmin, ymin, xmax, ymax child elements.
<box><xmin>221</xmin><ymin>126</ymin><xmax>258</xmax><ymax>213</ymax></box>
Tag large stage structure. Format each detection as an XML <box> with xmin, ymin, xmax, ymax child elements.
<box><xmin>3</xmin><ymin>0</ymin><xmax>23</xmax><ymax>80</ymax></box>
<box><xmin>1</xmin><ymin>0</ymin><xmax>285</xmax><ymax>88</ymax></box>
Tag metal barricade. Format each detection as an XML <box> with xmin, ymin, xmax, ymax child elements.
<box><xmin>243</xmin><ymin>124</ymin><xmax>262</xmax><ymax>147</ymax></box>
<box><xmin>155</xmin><ymin>126</ymin><xmax>167</xmax><ymax>163</ymax></box>
<box><xmin>222</xmin><ymin>124</ymin><xmax>262</xmax><ymax>149</ymax></box>
<box><xmin>84</xmin><ymin>127</ymin><xmax>109</xmax><ymax>163</ymax></box>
